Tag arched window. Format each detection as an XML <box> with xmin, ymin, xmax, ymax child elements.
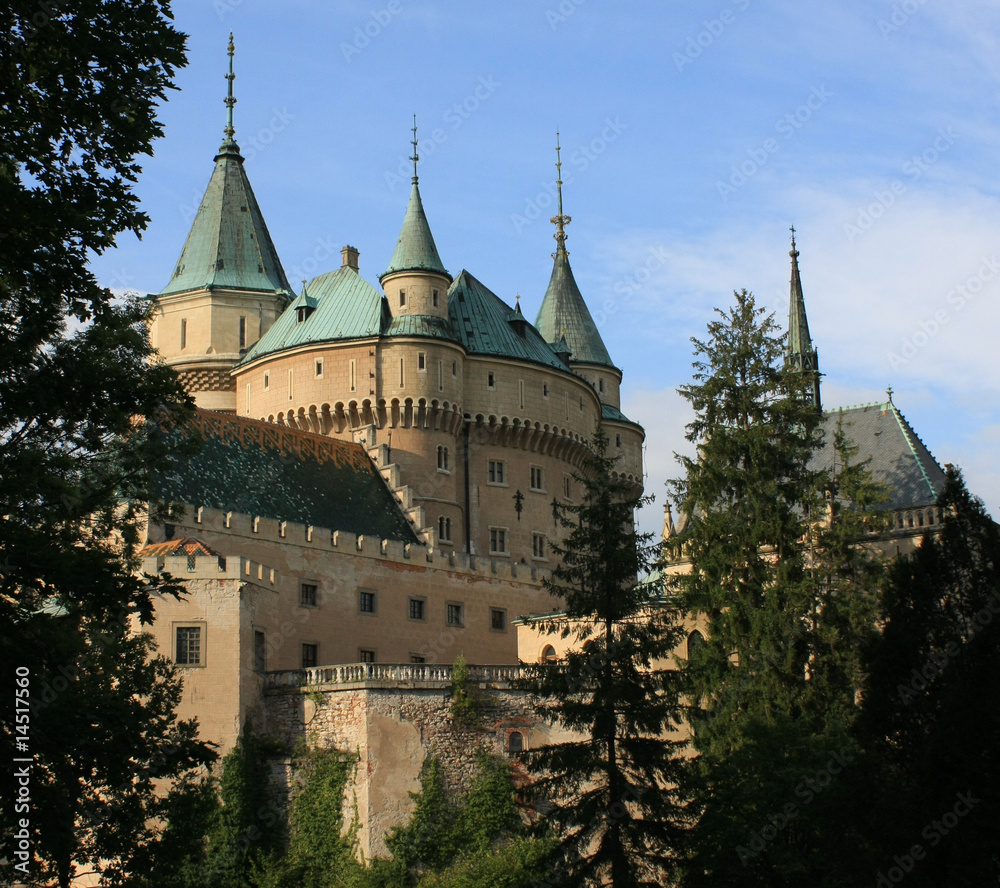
<box><xmin>508</xmin><ymin>731</ymin><xmax>524</xmax><ymax>753</ymax></box>
<box><xmin>540</xmin><ymin>645</ymin><xmax>557</xmax><ymax>664</ymax></box>
<box><xmin>438</xmin><ymin>516</ymin><xmax>452</xmax><ymax>542</ymax></box>
<box><xmin>687</xmin><ymin>630</ymin><xmax>706</xmax><ymax>661</ymax></box>
<box><xmin>437</xmin><ymin>445</ymin><xmax>449</xmax><ymax>470</ymax></box>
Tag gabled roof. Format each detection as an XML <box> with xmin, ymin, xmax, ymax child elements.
<box><xmin>534</xmin><ymin>247</ymin><xmax>615</xmax><ymax>369</ymax></box>
<box><xmin>815</xmin><ymin>400</ymin><xmax>947</xmax><ymax>511</ymax></box>
<box><xmin>238</xmin><ymin>266</ymin><xmax>386</xmax><ymax>364</ymax></box>
<box><xmin>159</xmin><ymin>141</ymin><xmax>292</xmax><ymax>298</ymax></box>
<box><xmin>381</xmin><ymin>179</ymin><xmax>449</xmax><ymax>280</ymax></box>
<box><xmin>139</xmin><ymin>538</ymin><xmax>220</xmax><ymax>558</ymax></box>
<box><xmin>152</xmin><ymin>410</ymin><xmax>418</xmax><ymax>543</ymax></box>
<box><xmin>448</xmin><ymin>270</ymin><xmax>570</xmax><ymax>371</ymax></box>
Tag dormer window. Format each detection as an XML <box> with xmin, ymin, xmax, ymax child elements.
<box><xmin>296</xmin><ymin>306</ymin><xmax>314</xmax><ymax>323</ymax></box>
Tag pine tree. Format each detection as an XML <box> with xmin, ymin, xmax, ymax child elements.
<box><xmin>519</xmin><ymin>425</ymin><xmax>692</xmax><ymax>888</ymax></box>
<box><xmin>854</xmin><ymin>468</ymin><xmax>1000</xmax><ymax>885</ymax></box>
<box><xmin>667</xmin><ymin>290</ymin><xmax>886</xmax><ymax>886</ymax></box>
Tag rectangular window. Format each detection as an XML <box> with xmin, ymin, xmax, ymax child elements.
<box><xmin>175</xmin><ymin>626</ymin><xmax>202</xmax><ymax>665</ymax></box>
<box><xmin>489</xmin><ymin>527</ymin><xmax>507</xmax><ymax>554</ymax></box>
<box><xmin>299</xmin><ymin>582</ymin><xmax>318</xmax><ymax>608</ymax></box>
<box><xmin>359</xmin><ymin>649</ymin><xmax>376</xmax><ymax>663</ymax></box>
<box><xmin>315</xmin><ymin>359</ymin><xmax>324</xmax><ymax>378</ymax></box>
<box><xmin>530</xmin><ymin>466</ymin><xmax>544</xmax><ymax>491</ymax></box>
<box><xmin>180</xmin><ymin>318</ymin><xmax>187</xmax><ymax>350</ymax></box>
<box><xmin>245</xmin><ymin>383</ymin><xmax>251</xmax><ymax>413</ymax></box>
<box><xmin>254</xmin><ymin>630</ymin><xmax>266</xmax><ymax>672</ymax></box>
<box><xmin>408</xmin><ymin>597</ymin><xmax>426</xmax><ymax>621</ymax></box>
<box><xmin>543</xmin><ymin>382</ymin><xmax>549</xmax><ymax>398</ymax></box>
<box><xmin>438</xmin><ymin>361</ymin><xmax>444</xmax><ymax>391</ymax></box>
<box><xmin>399</xmin><ymin>358</ymin><xmax>404</xmax><ymax>387</ymax></box>
<box><xmin>301</xmin><ymin>643</ymin><xmax>318</xmax><ymax>669</ymax></box>
<box><xmin>487</xmin><ymin>371</ymin><xmax>495</xmax><ymax>389</ymax></box>
<box><xmin>359</xmin><ymin>589</ymin><xmax>376</xmax><ymax>614</ymax></box>
<box><xmin>349</xmin><ymin>359</ymin><xmax>357</xmax><ymax>392</ymax></box>
<box><xmin>432</xmin><ymin>289</ymin><xmax>439</xmax><ymax>307</ymax></box>
<box><xmin>519</xmin><ymin>379</ymin><xmax>525</xmax><ymax>409</ymax></box>
<box><xmin>532</xmin><ymin>533</ymin><xmax>546</xmax><ymax>559</ymax></box>
<box><xmin>447</xmin><ymin>602</ymin><xmax>464</xmax><ymax>627</ymax></box>
<box><xmin>616</xmin><ymin>434</ymin><xmax>622</xmax><ymax>448</ymax></box>
<box><xmin>438</xmin><ymin>515</ymin><xmax>452</xmax><ymax>541</ymax></box>
<box><xmin>263</xmin><ymin>371</ymin><xmax>269</xmax><ymax>391</ymax></box>
<box><xmin>410</xmin><ymin>654</ymin><xmax>426</xmax><ymax>664</ymax></box>
<box><xmin>239</xmin><ymin>316</ymin><xmax>247</xmax><ymax>349</ymax></box>
<box><xmin>452</xmin><ymin>361</ymin><xmax>457</xmax><ymax>377</ymax></box>
<box><xmin>399</xmin><ymin>289</ymin><xmax>406</xmax><ymax>307</ymax></box>
<box><xmin>490</xmin><ymin>608</ymin><xmax>507</xmax><ymax>631</ymax></box>
<box><xmin>288</xmin><ymin>369</ymin><xmax>293</xmax><ymax>401</ymax></box>
<box><xmin>563</xmin><ymin>475</ymin><xmax>572</xmax><ymax>499</ymax></box>
<box><xmin>418</xmin><ymin>352</ymin><xmax>426</xmax><ymax>371</ymax></box>
<box><xmin>488</xmin><ymin>460</ymin><xmax>505</xmax><ymax>485</ymax></box>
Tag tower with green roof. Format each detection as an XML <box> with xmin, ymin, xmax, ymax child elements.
<box><xmin>149</xmin><ymin>34</ymin><xmax>291</xmax><ymax>412</ymax></box>
<box><xmin>785</xmin><ymin>227</ymin><xmax>822</xmax><ymax>410</ymax></box>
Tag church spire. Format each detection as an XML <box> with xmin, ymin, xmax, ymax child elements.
<box><xmin>552</xmin><ymin>131</ymin><xmax>571</xmax><ymax>255</ymax></box>
<box><xmin>786</xmin><ymin>227</ymin><xmax>822</xmax><ymax>410</ymax></box>
<box><xmin>218</xmin><ymin>32</ymin><xmax>241</xmax><ymax>159</ymax></box>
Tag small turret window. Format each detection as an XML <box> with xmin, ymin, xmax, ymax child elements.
<box><xmin>432</xmin><ymin>289</ymin><xmax>439</xmax><ymax>307</ymax></box>
<box><xmin>180</xmin><ymin>318</ymin><xmax>187</xmax><ymax>350</ymax></box>
<box><xmin>238</xmin><ymin>316</ymin><xmax>246</xmax><ymax>349</ymax></box>
<box><xmin>487</xmin><ymin>372</ymin><xmax>495</xmax><ymax>389</ymax></box>
<box><xmin>598</xmin><ymin>378</ymin><xmax>604</xmax><ymax>393</ymax></box>
<box><xmin>418</xmin><ymin>352</ymin><xmax>426</xmax><ymax>371</ymax></box>
<box><xmin>399</xmin><ymin>289</ymin><xmax>406</xmax><ymax>307</ymax></box>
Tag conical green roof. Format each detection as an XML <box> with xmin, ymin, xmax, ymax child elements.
<box><xmin>381</xmin><ymin>179</ymin><xmax>448</xmax><ymax>280</ymax></box>
<box><xmin>534</xmin><ymin>247</ymin><xmax>614</xmax><ymax>368</ymax></box>
<box><xmin>159</xmin><ymin>141</ymin><xmax>292</xmax><ymax>297</ymax></box>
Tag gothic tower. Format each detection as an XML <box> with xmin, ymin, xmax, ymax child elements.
<box><xmin>149</xmin><ymin>34</ymin><xmax>291</xmax><ymax>411</ymax></box>
<box><xmin>786</xmin><ymin>227</ymin><xmax>822</xmax><ymax>410</ymax></box>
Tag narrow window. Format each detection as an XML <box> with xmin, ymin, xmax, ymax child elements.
<box><xmin>489</xmin><ymin>527</ymin><xmax>507</xmax><ymax>554</ymax></box>
<box><xmin>432</xmin><ymin>289</ymin><xmax>439</xmax><ymax>307</ymax></box>
<box><xmin>254</xmin><ymin>630</ymin><xmax>266</xmax><ymax>671</ymax></box>
<box><xmin>239</xmin><ymin>316</ymin><xmax>247</xmax><ymax>349</ymax></box>
<box><xmin>437</xmin><ymin>446</ymin><xmax>449</xmax><ymax>471</ymax></box>
<box><xmin>288</xmin><ymin>369</ymin><xmax>293</xmax><ymax>401</ymax></box>
<box><xmin>519</xmin><ymin>379</ymin><xmax>525</xmax><ymax>409</ymax></box>
<box><xmin>399</xmin><ymin>289</ymin><xmax>406</xmax><ymax>307</ymax></box>
<box><xmin>452</xmin><ymin>361</ymin><xmax>457</xmax><ymax>377</ymax></box>
<box><xmin>563</xmin><ymin>475</ymin><xmax>572</xmax><ymax>499</ymax></box>
<box><xmin>315</xmin><ymin>359</ymin><xmax>323</xmax><ymax>378</ymax></box>
<box><xmin>180</xmin><ymin>318</ymin><xmax>187</xmax><ymax>350</ymax></box>
<box><xmin>530</xmin><ymin>466</ymin><xmax>543</xmax><ymax>491</ymax></box>
<box><xmin>399</xmin><ymin>358</ymin><xmax>404</xmax><ymax>387</ymax></box>
<box><xmin>490</xmin><ymin>607</ymin><xmax>507</xmax><ymax>631</ymax></box>
<box><xmin>175</xmin><ymin>626</ymin><xmax>202</xmax><ymax>665</ymax></box>
<box><xmin>245</xmin><ymin>383</ymin><xmax>251</xmax><ymax>413</ymax></box>
<box><xmin>543</xmin><ymin>383</ymin><xmax>549</xmax><ymax>398</ymax></box>
<box><xmin>418</xmin><ymin>352</ymin><xmax>426</xmax><ymax>371</ymax></box>
<box><xmin>438</xmin><ymin>361</ymin><xmax>444</xmax><ymax>391</ymax></box>
<box><xmin>349</xmin><ymin>359</ymin><xmax>357</xmax><ymax>392</ymax></box>
<box><xmin>532</xmin><ymin>533</ymin><xmax>546</xmax><ymax>558</ymax></box>
<box><xmin>263</xmin><ymin>371</ymin><xmax>269</xmax><ymax>391</ymax></box>
<box><xmin>299</xmin><ymin>582</ymin><xmax>318</xmax><ymax>607</ymax></box>
<box><xmin>488</xmin><ymin>460</ymin><xmax>505</xmax><ymax>485</ymax></box>
<box><xmin>487</xmin><ymin>371</ymin><xmax>495</xmax><ymax>389</ymax></box>
<box><xmin>447</xmin><ymin>602</ymin><xmax>463</xmax><ymax>627</ymax></box>
<box><xmin>439</xmin><ymin>516</ymin><xmax>452</xmax><ymax>541</ymax></box>
<box><xmin>301</xmin><ymin>643</ymin><xmax>318</xmax><ymax>669</ymax></box>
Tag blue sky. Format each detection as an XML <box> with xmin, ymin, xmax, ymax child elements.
<box><xmin>93</xmin><ymin>0</ymin><xmax>1000</xmax><ymax>534</ymax></box>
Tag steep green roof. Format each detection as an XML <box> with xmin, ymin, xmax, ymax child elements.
<box><xmin>535</xmin><ymin>247</ymin><xmax>615</xmax><ymax>368</ymax></box>
<box><xmin>601</xmin><ymin>402</ymin><xmax>643</xmax><ymax>430</ymax></box>
<box><xmin>239</xmin><ymin>266</ymin><xmax>386</xmax><ymax>364</ymax></box>
<box><xmin>448</xmin><ymin>270</ymin><xmax>570</xmax><ymax>371</ymax></box>
<box><xmin>381</xmin><ymin>179</ymin><xmax>449</xmax><ymax>280</ymax></box>
<box><xmin>813</xmin><ymin>400</ymin><xmax>946</xmax><ymax>511</ymax></box>
<box><xmin>153</xmin><ymin>410</ymin><xmax>418</xmax><ymax>542</ymax></box>
<box><xmin>159</xmin><ymin>140</ymin><xmax>292</xmax><ymax>298</ymax></box>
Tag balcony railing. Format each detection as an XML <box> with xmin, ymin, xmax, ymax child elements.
<box><xmin>265</xmin><ymin>662</ymin><xmax>525</xmax><ymax>690</ymax></box>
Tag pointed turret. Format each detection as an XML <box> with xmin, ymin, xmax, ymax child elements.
<box><xmin>786</xmin><ymin>227</ymin><xmax>822</xmax><ymax>410</ymax></box>
<box><xmin>534</xmin><ymin>134</ymin><xmax>614</xmax><ymax>371</ymax></box>
<box><xmin>150</xmin><ymin>34</ymin><xmax>291</xmax><ymax>412</ymax></box>
<box><xmin>380</xmin><ymin>117</ymin><xmax>450</xmax><ymax>319</ymax></box>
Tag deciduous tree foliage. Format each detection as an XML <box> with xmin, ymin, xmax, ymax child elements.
<box><xmin>520</xmin><ymin>425</ymin><xmax>693</xmax><ymax>888</ymax></box>
<box><xmin>0</xmin><ymin>4</ymin><xmax>214</xmax><ymax>886</ymax></box>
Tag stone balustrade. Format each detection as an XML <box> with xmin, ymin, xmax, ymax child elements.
<box><xmin>265</xmin><ymin>662</ymin><xmax>525</xmax><ymax>690</ymax></box>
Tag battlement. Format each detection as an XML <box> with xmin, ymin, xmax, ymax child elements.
<box><xmin>141</xmin><ymin>552</ymin><xmax>279</xmax><ymax>588</ymax></box>
<box><xmin>160</xmin><ymin>504</ymin><xmax>548</xmax><ymax>585</ymax></box>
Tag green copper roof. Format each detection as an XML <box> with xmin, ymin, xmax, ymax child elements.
<box><xmin>239</xmin><ymin>266</ymin><xmax>386</xmax><ymax>364</ymax></box>
<box><xmin>448</xmin><ymin>270</ymin><xmax>569</xmax><ymax>371</ymax></box>
<box><xmin>601</xmin><ymin>402</ymin><xmax>643</xmax><ymax>430</ymax></box>
<box><xmin>381</xmin><ymin>179</ymin><xmax>449</xmax><ymax>280</ymax></box>
<box><xmin>813</xmin><ymin>400</ymin><xmax>946</xmax><ymax>510</ymax></box>
<box><xmin>159</xmin><ymin>143</ymin><xmax>292</xmax><ymax>297</ymax></box>
<box><xmin>153</xmin><ymin>410</ymin><xmax>417</xmax><ymax>542</ymax></box>
<box><xmin>535</xmin><ymin>247</ymin><xmax>615</xmax><ymax>369</ymax></box>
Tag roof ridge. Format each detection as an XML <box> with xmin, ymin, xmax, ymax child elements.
<box><xmin>887</xmin><ymin>402</ymin><xmax>939</xmax><ymax>501</ymax></box>
<box><xmin>826</xmin><ymin>400</ymin><xmax>891</xmax><ymax>413</ymax></box>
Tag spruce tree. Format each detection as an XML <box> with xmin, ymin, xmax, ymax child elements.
<box><xmin>667</xmin><ymin>290</ymin><xmax>885</xmax><ymax>886</ymax></box>
<box><xmin>520</xmin><ymin>425</ymin><xmax>692</xmax><ymax>888</ymax></box>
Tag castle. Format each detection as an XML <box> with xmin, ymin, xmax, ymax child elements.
<box><xmin>138</xmin><ymin>39</ymin><xmax>949</xmax><ymax>856</ymax></box>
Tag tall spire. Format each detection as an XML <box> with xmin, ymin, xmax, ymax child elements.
<box><xmin>218</xmin><ymin>32</ymin><xmax>241</xmax><ymax>160</ymax></box>
<box><xmin>551</xmin><ymin>132</ymin><xmax>571</xmax><ymax>255</ymax></box>
<box><xmin>786</xmin><ymin>226</ymin><xmax>822</xmax><ymax>409</ymax></box>
<box><xmin>410</xmin><ymin>114</ymin><xmax>419</xmax><ymax>182</ymax></box>
<box><xmin>380</xmin><ymin>117</ymin><xmax>448</xmax><ymax>281</ymax></box>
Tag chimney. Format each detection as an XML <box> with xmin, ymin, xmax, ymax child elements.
<box><xmin>341</xmin><ymin>245</ymin><xmax>359</xmax><ymax>272</ymax></box>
